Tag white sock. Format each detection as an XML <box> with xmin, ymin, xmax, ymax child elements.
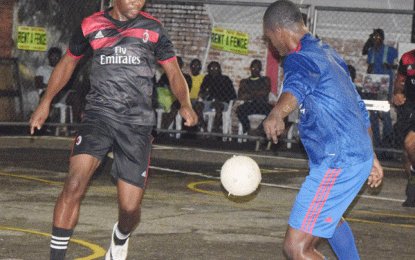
<box><xmin>115</xmin><ymin>223</ymin><xmax>130</xmax><ymax>240</ymax></box>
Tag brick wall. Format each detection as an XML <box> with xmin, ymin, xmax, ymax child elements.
<box><xmin>0</xmin><ymin>0</ymin><xmax>15</xmax><ymax>58</ymax></box>
<box><xmin>144</xmin><ymin>3</ymin><xmax>212</xmax><ymax>75</ymax></box>
<box><xmin>144</xmin><ymin>3</ymin><xmax>269</xmax><ymax>92</ymax></box>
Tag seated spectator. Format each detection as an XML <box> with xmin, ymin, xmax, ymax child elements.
<box><xmin>35</xmin><ymin>47</ymin><xmax>62</xmax><ymax>101</ymax></box>
<box><xmin>237</xmin><ymin>59</ymin><xmax>274</xmax><ymax>135</ymax></box>
<box><xmin>157</xmin><ymin>56</ymin><xmax>192</xmax><ymax>129</ymax></box>
<box><xmin>189</xmin><ymin>59</ymin><xmax>205</xmax><ymax>102</ymax></box>
<box><xmin>195</xmin><ymin>61</ymin><xmax>237</xmax><ymax>133</ymax></box>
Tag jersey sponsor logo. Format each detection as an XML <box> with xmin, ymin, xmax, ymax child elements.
<box><xmin>141</xmin><ymin>171</ymin><xmax>147</xmax><ymax>177</ymax></box>
<box><xmin>412</xmin><ymin>79</ymin><xmax>415</xmax><ymax>85</ymax></box>
<box><xmin>75</xmin><ymin>135</ymin><xmax>82</xmax><ymax>145</ymax></box>
<box><xmin>100</xmin><ymin>46</ymin><xmax>141</xmax><ymax>65</ymax></box>
<box><xmin>95</xmin><ymin>31</ymin><xmax>104</xmax><ymax>39</ymax></box>
<box><xmin>408</xmin><ymin>65</ymin><xmax>413</xmax><ymax>70</ymax></box>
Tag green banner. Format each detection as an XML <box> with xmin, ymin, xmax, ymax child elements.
<box><xmin>17</xmin><ymin>26</ymin><xmax>47</xmax><ymax>51</ymax></box>
<box><xmin>210</xmin><ymin>27</ymin><xmax>249</xmax><ymax>55</ymax></box>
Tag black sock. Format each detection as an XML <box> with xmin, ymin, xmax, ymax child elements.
<box><xmin>113</xmin><ymin>225</ymin><xmax>130</xmax><ymax>246</ymax></box>
<box><xmin>50</xmin><ymin>226</ymin><xmax>73</xmax><ymax>260</ymax></box>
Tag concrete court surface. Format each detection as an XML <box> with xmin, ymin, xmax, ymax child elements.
<box><xmin>0</xmin><ymin>136</ymin><xmax>415</xmax><ymax>260</ymax></box>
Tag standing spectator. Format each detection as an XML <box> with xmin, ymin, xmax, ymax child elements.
<box><xmin>236</xmin><ymin>59</ymin><xmax>273</xmax><ymax>135</ymax></box>
<box><xmin>362</xmin><ymin>28</ymin><xmax>398</xmax><ymax>149</ymax></box>
<box><xmin>29</xmin><ymin>1</ymin><xmax>197</xmax><ymax>259</ymax></box>
<box><xmin>197</xmin><ymin>61</ymin><xmax>237</xmax><ymax>133</ymax></box>
<box><xmin>263</xmin><ymin>1</ymin><xmax>383</xmax><ymax>259</ymax></box>
<box><xmin>393</xmin><ymin>49</ymin><xmax>415</xmax><ymax>207</ymax></box>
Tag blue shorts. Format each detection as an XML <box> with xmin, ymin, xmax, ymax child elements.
<box><xmin>72</xmin><ymin>114</ymin><xmax>153</xmax><ymax>188</ymax></box>
<box><xmin>288</xmin><ymin>156</ymin><xmax>373</xmax><ymax>238</ymax></box>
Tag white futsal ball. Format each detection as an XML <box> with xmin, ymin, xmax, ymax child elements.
<box><xmin>220</xmin><ymin>155</ymin><xmax>261</xmax><ymax>196</ymax></box>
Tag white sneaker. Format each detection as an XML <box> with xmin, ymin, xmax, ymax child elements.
<box><xmin>105</xmin><ymin>223</ymin><xmax>129</xmax><ymax>260</ymax></box>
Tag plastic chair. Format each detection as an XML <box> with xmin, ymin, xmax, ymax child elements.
<box><xmin>155</xmin><ymin>108</ymin><xmax>182</xmax><ymax>139</ymax></box>
<box><xmin>51</xmin><ymin>90</ymin><xmax>74</xmax><ymax>136</ymax></box>
<box><xmin>203</xmin><ymin>100</ymin><xmax>234</xmax><ymax>141</ymax></box>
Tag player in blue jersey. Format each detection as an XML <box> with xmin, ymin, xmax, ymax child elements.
<box><xmin>29</xmin><ymin>0</ymin><xmax>197</xmax><ymax>259</ymax></box>
<box><xmin>262</xmin><ymin>1</ymin><xmax>383</xmax><ymax>260</ymax></box>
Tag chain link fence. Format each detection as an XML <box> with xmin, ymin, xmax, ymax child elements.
<box><xmin>313</xmin><ymin>6</ymin><xmax>415</xmax><ymax>156</ymax></box>
<box><xmin>2</xmin><ymin>0</ymin><xmax>415</xmax><ymax>154</ymax></box>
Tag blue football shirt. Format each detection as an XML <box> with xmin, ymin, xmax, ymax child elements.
<box><xmin>282</xmin><ymin>34</ymin><xmax>373</xmax><ymax>168</ymax></box>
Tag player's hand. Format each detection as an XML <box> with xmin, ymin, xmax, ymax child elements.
<box><xmin>179</xmin><ymin>106</ymin><xmax>198</xmax><ymax>127</ymax></box>
<box><xmin>367</xmin><ymin>156</ymin><xmax>383</xmax><ymax>188</ymax></box>
<box><xmin>263</xmin><ymin>114</ymin><xmax>285</xmax><ymax>144</ymax></box>
<box><xmin>29</xmin><ymin>103</ymin><xmax>50</xmax><ymax>135</ymax></box>
<box><xmin>393</xmin><ymin>93</ymin><xmax>406</xmax><ymax>106</ymax></box>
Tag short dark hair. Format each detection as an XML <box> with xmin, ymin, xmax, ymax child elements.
<box><xmin>250</xmin><ymin>59</ymin><xmax>262</xmax><ymax>70</ymax></box>
<box><xmin>47</xmin><ymin>47</ymin><xmax>62</xmax><ymax>57</ymax></box>
<box><xmin>190</xmin><ymin>59</ymin><xmax>201</xmax><ymax>67</ymax></box>
<box><xmin>207</xmin><ymin>61</ymin><xmax>222</xmax><ymax>75</ymax></box>
<box><xmin>373</xmin><ymin>28</ymin><xmax>385</xmax><ymax>39</ymax></box>
<box><xmin>263</xmin><ymin>0</ymin><xmax>303</xmax><ymax>31</ymax></box>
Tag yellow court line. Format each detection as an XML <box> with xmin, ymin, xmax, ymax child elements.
<box><xmin>353</xmin><ymin>210</ymin><xmax>415</xmax><ymax>220</ymax></box>
<box><xmin>0</xmin><ymin>172</ymin><xmax>63</xmax><ymax>185</ymax></box>
<box><xmin>0</xmin><ymin>225</ymin><xmax>106</xmax><ymax>260</ymax></box>
<box><xmin>187</xmin><ymin>180</ymin><xmax>222</xmax><ymax>196</ymax></box>
<box><xmin>345</xmin><ymin>218</ymin><xmax>415</xmax><ymax>228</ymax></box>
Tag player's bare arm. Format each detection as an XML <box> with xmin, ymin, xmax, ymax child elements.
<box><xmin>30</xmin><ymin>53</ymin><xmax>80</xmax><ymax>134</ymax></box>
<box><xmin>162</xmin><ymin>59</ymin><xmax>198</xmax><ymax>127</ymax></box>
<box><xmin>393</xmin><ymin>74</ymin><xmax>406</xmax><ymax>106</ymax></box>
<box><xmin>263</xmin><ymin>92</ymin><xmax>298</xmax><ymax>144</ymax></box>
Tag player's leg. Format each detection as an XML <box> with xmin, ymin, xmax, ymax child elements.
<box><xmin>283</xmin><ymin>226</ymin><xmax>325</xmax><ymax>260</ymax></box>
<box><xmin>211</xmin><ymin>100</ymin><xmax>225</xmax><ymax>133</ymax></box>
<box><xmin>286</xmin><ymin>159</ymin><xmax>372</xmax><ymax>260</ymax></box>
<box><xmin>50</xmin><ymin>116</ymin><xmax>113</xmax><ymax>260</ymax></box>
<box><xmin>236</xmin><ymin>102</ymin><xmax>252</xmax><ymax>133</ymax></box>
<box><xmin>192</xmin><ymin>101</ymin><xmax>206</xmax><ymax>131</ymax></box>
<box><xmin>117</xmin><ymin>180</ymin><xmax>145</xmax><ymax>232</ymax></box>
<box><xmin>327</xmin><ymin>217</ymin><xmax>359</xmax><ymax>260</ymax></box>
<box><xmin>403</xmin><ymin>130</ymin><xmax>415</xmax><ymax>207</ymax></box>
<box><xmin>105</xmin><ymin>180</ymin><xmax>144</xmax><ymax>260</ymax></box>
<box><xmin>50</xmin><ymin>154</ymin><xmax>101</xmax><ymax>260</ymax></box>
<box><xmin>106</xmin><ymin>124</ymin><xmax>152</xmax><ymax>260</ymax></box>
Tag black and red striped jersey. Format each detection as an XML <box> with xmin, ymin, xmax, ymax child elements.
<box><xmin>68</xmin><ymin>8</ymin><xmax>176</xmax><ymax>125</ymax></box>
<box><xmin>398</xmin><ymin>49</ymin><xmax>415</xmax><ymax>104</ymax></box>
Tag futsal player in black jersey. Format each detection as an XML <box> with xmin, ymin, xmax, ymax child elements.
<box><xmin>29</xmin><ymin>0</ymin><xmax>197</xmax><ymax>259</ymax></box>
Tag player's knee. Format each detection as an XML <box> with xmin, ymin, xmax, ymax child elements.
<box><xmin>283</xmin><ymin>237</ymin><xmax>312</xmax><ymax>260</ymax></box>
<box><xmin>404</xmin><ymin>135</ymin><xmax>415</xmax><ymax>152</ymax></box>
<box><xmin>283</xmin><ymin>240</ymin><xmax>298</xmax><ymax>259</ymax></box>
<box><xmin>62</xmin><ymin>176</ymin><xmax>87</xmax><ymax>200</ymax></box>
<box><xmin>120</xmin><ymin>202</ymin><xmax>142</xmax><ymax>216</ymax></box>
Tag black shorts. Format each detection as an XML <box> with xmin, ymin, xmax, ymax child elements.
<box><xmin>72</xmin><ymin>114</ymin><xmax>153</xmax><ymax>188</ymax></box>
<box><xmin>395</xmin><ymin>102</ymin><xmax>415</xmax><ymax>139</ymax></box>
